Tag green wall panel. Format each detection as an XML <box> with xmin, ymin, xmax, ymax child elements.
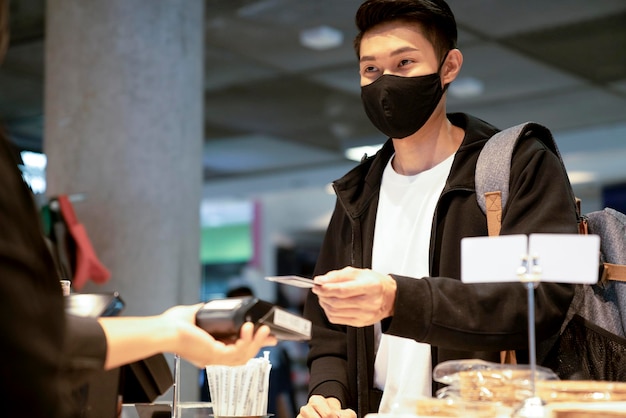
<box><xmin>200</xmin><ymin>223</ymin><xmax>252</xmax><ymax>264</ymax></box>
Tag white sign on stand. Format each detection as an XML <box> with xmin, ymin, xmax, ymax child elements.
<box><xmin>460</xmin><ymin>233</ymin><xmax>600</xmax><ymax>418</ymax></box>
<box><xmin>461</xmin><ymin>233</ymin><xmax>600</xmax><ymax>284</ymax></box>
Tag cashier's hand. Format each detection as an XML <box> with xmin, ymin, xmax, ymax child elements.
<box><xmin>312</xmin><ymin>266</ymin><xmax>397</xmax><ymax>327</ymax></box>
<box><xmin>298</xmin><ymin>395</ymin><xmax>356</xmax><ymax>418</ymax></box>
<box><xmin>161</xmin><ymin>304</ymin><xmax>277</xmax><ymax>368</ymax></box>
<box><xmin>99</xmin><ymin>304</ymin><xmax>277</xmax><ymax>370</ymax></box>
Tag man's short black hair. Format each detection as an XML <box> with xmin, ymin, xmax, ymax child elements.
<box><xmin>353</xmin><ymin>0</ymin><xmax>457</xmax><ymax>62</ymax></box>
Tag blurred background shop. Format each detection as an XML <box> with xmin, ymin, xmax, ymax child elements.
<box><xmin>1</xmin><ymin>0</ymin><xmax>626</xmax><ymax>412</ymax></box>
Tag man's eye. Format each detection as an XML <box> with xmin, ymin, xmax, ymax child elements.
<box><xmin>363</xmin><ymin>66</ymin><xmax>377</xmax><ymax>73</ymax></box>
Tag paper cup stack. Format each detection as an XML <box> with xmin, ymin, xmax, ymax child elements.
<box><xmin>206</xmin><ymin>352</ymin><xmax>272</xmax><ymax>417</ymax></box>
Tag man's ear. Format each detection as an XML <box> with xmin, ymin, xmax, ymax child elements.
<box><xmin>442</xmin><ymin>48</ymin><xmax>463</xmax><ymax>84</ymax></box>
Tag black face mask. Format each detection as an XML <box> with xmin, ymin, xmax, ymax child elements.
<box><xmin>361</xmin><ymin>64</ymin><xmax>447</xmax><ymax>139</ymax></box>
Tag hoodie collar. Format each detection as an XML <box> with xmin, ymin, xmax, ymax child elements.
<box><xmin>333</xmin><ymin>113</ymin><xmax>499</xmax><ymax>219</ymax></box>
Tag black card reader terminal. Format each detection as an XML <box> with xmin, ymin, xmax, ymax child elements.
<box><xmin>195</xmin><ymin>296</ymin><xmax>311</xmax><ymax>342</ymax></box>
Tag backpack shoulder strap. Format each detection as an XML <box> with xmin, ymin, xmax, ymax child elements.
<box><xmin>603</xmin><ymin>264</ymin><xmax>626</xmax><ymax>282</ymax></box>
<box><xmin>475</xmin><ymin>122</ymin><xmax>563</xmax><ymax>236</ymax></box>
<box><xmin>587</xmin><ymin>208</ymin><xmax>626</xmax><ymax>283</ymax></box>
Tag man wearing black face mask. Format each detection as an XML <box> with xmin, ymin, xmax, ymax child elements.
<box><xmin>299</xmin><ymin>1</ymin><xmax>578</xmax><ymax>418</ymax></box>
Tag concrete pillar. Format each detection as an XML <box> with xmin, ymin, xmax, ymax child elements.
<box><xmin>44</xmin><ymin>0</ymin><xmax>204</xmax><ymax>402</ymax></box>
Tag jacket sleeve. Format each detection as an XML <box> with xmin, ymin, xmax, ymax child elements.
<box><xmin>62</xmin><ymin>315</ymin><xmax>108</xmax><ymax>385</ymax></box>
<box><xmin>384</xmin><ymin>136</ymin><xmax>578</xmax><ymax>351</ymax></box>
<box><xmin>303</xmin><ymin>198</ymin><xmax>353</xmax><ymax>407</ymax></box>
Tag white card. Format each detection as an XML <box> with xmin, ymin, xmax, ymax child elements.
<box><xmin>264</xmin><ymin>275</ymin><xmax>317</xmax><ymax>288</ymax></box>
<box><xmin>272</xmin><ymin>308</ymin><xmax>312</xmax><ymax>336</ymax></box>
<box><xmin>461</xmin><ymin>233</ymin><xmax>600</xmax><ymax>284</ymax></box>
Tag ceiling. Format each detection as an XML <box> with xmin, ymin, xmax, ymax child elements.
<box><xmin>2</xmin><ymin>0</ymin><xmax>626</xmax><ymax>198</ymax></box>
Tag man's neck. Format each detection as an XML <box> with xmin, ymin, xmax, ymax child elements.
<box><xmin>390</xmin><ymin>110</ymin><xmax>464</xmax><ymax>176</ymax></box>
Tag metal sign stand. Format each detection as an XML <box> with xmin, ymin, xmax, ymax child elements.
<box><xmin>171</xmin><ymin>354</ymin><xmax>181</xmax><ymax>418</ymax></box>
<box><xmin>513</xmin><ymin>254</ymin><xmax>546</xmax><ymax>418</ymax></box>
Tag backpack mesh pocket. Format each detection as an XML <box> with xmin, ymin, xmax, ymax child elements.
<box><xmin>546</xmin><ymin>314</ymin><xmax>626</xmax><ymax>381</ymax></box>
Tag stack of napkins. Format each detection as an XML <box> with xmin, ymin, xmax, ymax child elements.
<box><xmin>206</xmin><ymin>353</ymin><xmax>272</xmax><ymax>416</ymax></box>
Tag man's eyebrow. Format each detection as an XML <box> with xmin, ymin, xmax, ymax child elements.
<box><xmin>359</xmin><ymin>46</ymin><xmax>420</xmax><ymax>63</ymax></box>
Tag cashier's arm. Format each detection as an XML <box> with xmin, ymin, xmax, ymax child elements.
<box><xmin>98</xmin><ymin>304</ymin><xmax>276</xmax><ymax>369</ymax></box>
<box><xmin>298</xmin><ymin>395</ymin><xmax>356</xmax><ymax>418</ymax></box>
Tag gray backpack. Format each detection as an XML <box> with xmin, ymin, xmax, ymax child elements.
<box><xmin>475</xmin><ymin>121</ymin><xmax>626</xmax><ymax>381</ymax></box>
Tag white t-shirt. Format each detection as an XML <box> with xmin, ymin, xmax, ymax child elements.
<box><xmin>372</xmin><ymin>152</ymin><xmax>455</xmax><ymax>412</ymax></box>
